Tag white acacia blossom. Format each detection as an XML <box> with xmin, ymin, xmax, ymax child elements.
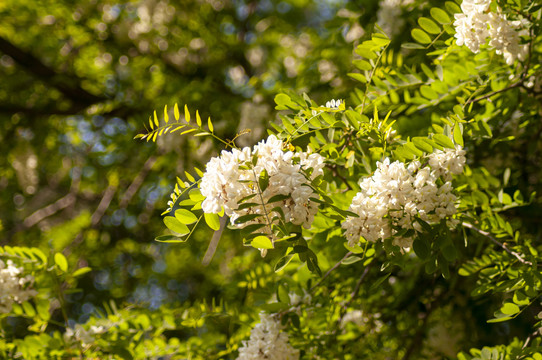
<box><xmin>200</xmin><ymin>135</ymin><xmax>324</xmax><ymax>232</ymax></box>
<box><xmin>64</xmin><ymin>324</ymin><xmax>108</xmax><ymax>346</ymax></box>
<box><xmin>236</xmin><ymin>313</ymin><xmax>299</xmax><ymax>360</ymax></box>
<box><xmin>454</xmin><ymin>0</ymin><xmax>529</xmax><ymax>65</ymax></box>
<box><xmin>325</xmin><ymin>99</ymin><xmax>342</xmax><ymax>109</ymax></box>
<box><xmin>0</xmin><ymin>259</ymin><xmax>38</xmax><ymax>313</ymax></box>
<box><xmin>342</xmin><ymin>147</ymin><xmax>466</xmax><ymax>248</ymax></box>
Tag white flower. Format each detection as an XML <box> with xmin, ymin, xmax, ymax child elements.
<box><xmin>325</xmin><ymin>99</ymin><xmax>342</xmax><ymax>109</ymax></box>
<box><xmin>236</xmin><ymin>313</ymin><xmax>299</xmax><ymax>360</ymax></box>
<box><xmin>200</xmin><ymin>136</ymin><xmax>324</xmax><ymax>235</ymax></box>
<box><xmin>460</xmin><ymin>0</ymin><xmax>491</xmax><ymax>14</ymax></box>
<box><xmin>454</xmin><ymin>0</ymin><xmax>530</xmax><ymax>65</ymax></box>
<box><xmin>0</xmin><ymin>259</ymin><xmax>38</xmax><ymax>314</ymax></box>
<box><xmin>342</xmin><ymin>147</ymin><xmax>466</xmax><ymax>248</ymax></box>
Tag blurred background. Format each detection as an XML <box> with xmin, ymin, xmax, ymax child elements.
<box><xmin>0</xmin><ymin>0</ymin><xmax>372</xmax><ymax>322</ymax></box>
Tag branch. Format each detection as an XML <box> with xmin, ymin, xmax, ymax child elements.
<box><xmin>335</xmin><ymin>263</ymin><xmax>373</xmax><ymax>328</ymax></box>
<box><xmin>522</xmin><ymin>329</ymin><xmax>540</xmax><ymax>350</ymax></box>
<box><xmin>310</xmin><ymin>251</ymin><xmax>353</xmax><ymax>292</ymax></box>
<box><xmin>466</xmin><ymin>82</ymin><xmax>522</xmax><ymax>105</ymax></box>
<box><xmin>91</xmin><ymin>186</ymin><xmax>117</xmax><ymax>226</ymax></box>
<box><xmin>22</xmin><ymin>193</ymin><xmax>77</xmax><ymax>228</ymax></box>
<box><xmin>0</xmin><ymin>35</ymin><xmax>106</xmax><ymax>107</ymax></box>
<box><xmin>119</xmin><ymin>156</ymin><xmax>157</xmax><ymax>208</ymax></box>
<box><xmin>326</xmin><ymin>164</ymin><xmax>353</xmax><ymax>191</ymax></box>
<box><xmin>401</xmin><ymin>287</ymin><xmax>448</xmax><ymax>360</ymax></box>
<box><xmin>462</xmin><ymin>222</ymin><xmax>533</xmax><ymax>266</ymax></box>
<box><xmin>202</xmin><ymin>216</ymin><xmax>228</xmax><ymax>266</ymax></box>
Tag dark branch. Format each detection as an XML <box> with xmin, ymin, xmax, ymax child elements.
<box><xmin>462</xmin><ymin>222</ymin><xmax>533</xmax><ymax>266</ymax></box>
<box><xmin>0</xmin><ymin>35</ymin><xmax>106</xmax><ymax>107</ymax></box>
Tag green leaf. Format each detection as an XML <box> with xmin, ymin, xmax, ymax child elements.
<box><xmin>259</xmin><ymin>169</ymin><xmax>269</xmax><ymax>192</ymax></box>
<box><xmin>189</xmin><ymin>188</ymin><xmax>205</xmax><ymax>202</ymax></box>
<box><xmin>420</xmin><ymin>85</ymin><xmax>438</xmax><ymax>99</ymax></box>
<box><xmin>354</xmin><ymin>44</ymin><xmax>377</xmax><ymax>59</ymax></box>
<box><xmin>347</xmin><ymin>72</ymin><xmax>367</xmax><ymax>83</ymax></box>
<box><xmin>430</xmin><ymin>7</ymin><xmax>451</xmax><ymax>24</ymax></box>
<box><xmin>453</xmin><ymin>123</ymin><xmax>464</xmax><ymax>147</ymax></box>
<box><xmin>401</xmin><ymin>42</ymin><xmax>426</xmax><ymax>49</ymax></box>
<box><xmin>234</xmin><ymin>214</ymin><xmax>262</xmax><ymax>224</ymax></box>
<box><xmin>445</xmin><ymin>1</ymin><xmax>461</xmax><ymax>14</ymax></box>
<box><xmin>341</xmin><ymin>256</ymin><xmax>362</xmax><ymax>265</ymax></box>
<box><xmin>208</xmin><ymin>117</ymin><xmax>214</xmax><ymax>132</ymax></box>
<box><xmin>277</xmin><ymin>284</ymin><xmax>289</xmax><ymax>304</ymax></box>
<box><xmin>412</xmin><ymin>137</ymin><xmax>433</xmax><ymax>153</ymax></box>
<box><xmin>487</xmin><ymin>311</ymin><xmax>514</xmax><ymax>323</ymax></box>
<box><xmin>411</xmin><ymin>29</ymin><xmax>432</xmax><ymax>44</ymax></box>
<box><xmin>442</xmin><ymin>244</ymin><xmax>457</xmax><ymax>262</ymax></box>
<box><xmin>155</xmin><ymin>235</ymin><xmax>187</xmax><ymax>243</ymax></box>
<box><xmin>251</xmin><ymin>236</ymin><xmax>274</xmax><ymax>249</ymax></box>
<box><xmin>418</xmin><ymin>17</ymin><xmax>441</xmax><ymax>34</ymax></box>
<box><xmin>164</xmin><ymin>216</ymin><xmax>190</xmax><ymax>235</ymax></box>
<box><xmin>268</xmin><ymin>194</ymin><xmax>290</xmax><ymax>203</ymax></box>
<box><xmin>184</xmin><ymin>104</ymin><xmax>190</xmax><ymax>123</ymax></box>
<box><xmin>175</xmin><ymin>209</ymin><xmax>198</xmax><ymax>224</ymax></box>
<box><xmin>275</xmin><ymin>254</ymin><xmax>294</xmax><ymax>272</ymax></box>
<box><xmin>275</xmin><ymin>94</ymin><xmax>292</xmax><ymax>106</ymax></box>
<box><xmin>404</xmin><ymin>142</ymin><xmax>423</xmax><ymax>157</ymax></box>
<box><xmin>204</xmin><ymin>213</ymin><xmax>221</xmax><ymax>231</ymax></box>
<box><xmin>163</xmin><ymin>105</ymin><xmax>169</xmax><ymax>124</ymax></box>
<box><xmin>36</xmin><ymin>300</ymin><xmax>50</xmax><ymax>320</ymax></box>
<box><xmin>22</xmin><ymin>301</ymin><xmax>36</xmax><ymax>317</ymax></box>
<box><xmin>353</xmin><ymin>59</ymin><xmax>372</xmax><ymax>71</ymax></box>
<box><xmin>433</xmin><ymin>133</ymin><xmax>455</xmax><ymax>149</ymax></box>
<box><xmin>413</xmin><ymin>238</ymin><xmax>430</xmax><ymax>260</ymax></box>
<box><xmin>54</xmin><ymin>253</ymin><xmax>68</xmax><ymax>272</ymax></box>
<box><xmin>174</xmin><ymin>103</ymin><xmax>180</xmax><ymax>121</ymax></box>
<box><xmin>196</xmin><ymin>110</ymin><xmax>202</xmax><ymax>127</ymax></box>
<box><xmin>501</xmin><ymin>302</ymin><xmax>520</xmax><ymax>315</ymax></box>
<box><xmin>153</xmin><ymin>110</ymin><xmax>159</xmax><ymax>127</ymax></box>
<box><xmin>72</xmin><ymin>267</ymin><xmax>92</xmax><ymax>277</ymax></box>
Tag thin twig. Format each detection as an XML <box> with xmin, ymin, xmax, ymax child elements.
<box><xmin>335</xmin><ymin>263</ymin><xmax>373</xmax><ymax>328</ymax></box>
<box><xmin>119</xmin><ymin>156</ymin><xmax>156</xmax><ymax>208</ymax></box>
<box><xmin>462</xmin><ymin>222</ymin><xmax>533</xmax><ymax>266</ymax></box>
<box><xmin>326</xmin><ymin>164</ymin><xmax>353</xmax><ymax>191</ymax></box>
<box><xmin>522</xmin><ymin>329</ymin><xmax>540</xmax><ymax>350</ymax></box>
<box><xmin>310</xmin><ymin>251</ymin><xmax>353</xmax><ymax>292</ymax></box>
<box><xmin>202</xmin><ymin>216</ymin><xmax>228</xmax><ymax>266</ymax></box>
<box><xmin>466</xmin><ymin>82</ymin><xmax>522</xmax><ymax>105</ymax></box>
<box><xmin>22</xmin><ymin>193</ymin><xmax>77</xmax><ymax>228</ymax></box>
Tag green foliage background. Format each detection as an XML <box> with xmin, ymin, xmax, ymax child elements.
<box><xmin>1</xmin><ymin>0</ymin><xmax>542</xmax><ymax>359</ymax></box>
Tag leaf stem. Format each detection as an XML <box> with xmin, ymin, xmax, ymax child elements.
<box><xmin>461</xmin><ymin>222</ymin><xmax>532</xmax><ymax>266</ymax></box>
<box><xmin>310</xmin><ymin>251</ymin><xmax>353</xmax><ymax>292</ymax></box>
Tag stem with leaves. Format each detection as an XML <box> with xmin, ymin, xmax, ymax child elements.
<box><xmin>462</xmin><ymin>222</ymin><xmax>533</xmax><ymax>266</ymax></box>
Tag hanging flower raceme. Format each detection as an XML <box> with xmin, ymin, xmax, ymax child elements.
<box><xmin>0</xmin><ymin>259</ymin><xmax>38</xmax><ymax>313</ymax></box>
<box><xmin>453</xmin><ymin>0</ymin><xmax>529</xmax><ymax>65</ymax></box>
<box><xmin>236</xmin><ymin>312</ymin><xmax>300</xmax><ymax>360</ymax></box>
<box><xmin>200</xmin><ymin>135</ymin><xmax>325</xmax><ymax>234</ymax></box>
<box><xmin>342</xmin><ymin>147</ymin><xmax>466</xmax><ymax>248</ymax></box>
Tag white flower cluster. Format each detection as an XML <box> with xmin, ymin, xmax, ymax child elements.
<box><xmin>325</xmin><ymin>99</ymin><xmax>342</xmax><ymax>109</ymax></box>
<box><xmin>0</xmin><ymin>259</ymin><xmax>38</xmax><ymax>313</ymax></box>
<box><xmin>341</xmin><ymin>310</ymin><xmax>384</xmax><ymax>333</ymax></box>
<box><xmin>200</xmin><ymin>135</ymin><xmax>324</xmax><ymax>232</ymax></box>
<box><xmin>64</xmin><ymin>324</ymin><xmax>107</xmax><ymax>346</ymax></box>
<box><xmin>342</xmin><ymin>147</ymin><xmax>466</xmax><ymax>248</ymax></box>
<box><xmin>236</xmin><ymin>313</ymin><xmax>299</xmax><ymax>360</ymax></box>
<box><xmin>454</xmin><ymin>0</ymin><xmax>529</xmax><ymax>65</ymax></box>
<box><xmin>377</xmin><ymin>0</ymin><xmax>414</xmax><ymax>37</ymax></box>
